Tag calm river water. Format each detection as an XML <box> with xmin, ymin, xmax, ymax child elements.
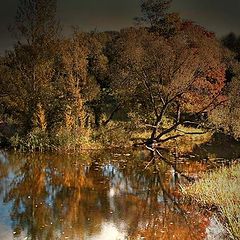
<box><xmin>0</xmin><ymin>136</ymin><xmax>238</xmax><ymax>239</ymax></box>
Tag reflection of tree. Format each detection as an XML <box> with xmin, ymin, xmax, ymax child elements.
<box><xmin>0</xmin><ymin>151</ymin><xmax>9</xmax><ymax>181</ymax></box>
<box><xmin>108</xmin><ymin>153</ymin><xmax>210</xmax><ymax>240</ymax></box>
<box><xmin>122</xmin><ymin>169</ymin><xmax>208</xmax><ymax>240</ymax></box>
<box><xmin>1</xmin><ymin>151</ymin><xmax>212</xmax><ymax>239</ymax></box>
<box><xmin>0</xmin><ymin>152</ymin><xmax>10</xmax><ymax>197</ymax></box>
<box><xmin>2</xmin><ymin>152</ymin><xmax>112</xmax><ymax>239</ymax></box>
<box><xmin>137</xmin><ymin>182</ymin><xmax>207</xmax><ymax>239</ymax></box>
<box><xmin>4</xmin><ymin>155</ymin><xmax>52</xmax><ymax>239</ymax></box>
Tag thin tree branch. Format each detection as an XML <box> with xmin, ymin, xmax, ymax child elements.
<box><xmin>159</xmin><ymin>134</ymin><xmax>183</xmax><ymax>143</ymax></box>
<box><xmin>102</xmin><ymin>103</ymin><xmax>121</xmax><ymax>126</ymax></box>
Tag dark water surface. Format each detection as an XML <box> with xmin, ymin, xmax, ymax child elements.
<box><xmin>0</xmin><ymin>144</ymin><xmax>234</xmax><ymax>240</ymax></box>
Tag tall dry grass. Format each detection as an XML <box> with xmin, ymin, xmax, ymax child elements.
<box><xmin>182</xmin><ymin>164</ymin><xmax>240</xmax><ymax>239</ymax></box>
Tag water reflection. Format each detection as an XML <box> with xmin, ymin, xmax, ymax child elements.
<box><xmin>0</xmin><ymin>150</ymin><xmax>217</xmax><ymax>239</ymax></box>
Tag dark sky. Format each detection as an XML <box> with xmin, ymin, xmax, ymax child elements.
<box><xmin>0</xmin><ymin>0</ymin><xmax>240</xmax><ymax>53</ymax></box>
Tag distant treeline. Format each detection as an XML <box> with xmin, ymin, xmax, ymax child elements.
<box><xmin>0</xmin><ymin>0</ymin><xmax>240</xmax><ymax>151</ymax></box>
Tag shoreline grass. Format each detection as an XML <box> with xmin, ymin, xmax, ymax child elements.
<box><xmin>182</xmin><ymin>164</ymin><xmax>240</xmax><ymax>239</ymax></box>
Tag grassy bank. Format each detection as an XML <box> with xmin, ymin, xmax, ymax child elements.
<box><xmin>1</xmin><ymin>114</ymin><xmax>212</xmax><ymax>152</ymax></box>
<box><xmin>182</xmin><ymin>164</ymin><xmax>240</xmax><ymax>239</ymax></box>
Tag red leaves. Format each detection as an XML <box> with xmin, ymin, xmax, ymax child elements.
<box><xmin>182</xmin><ymin>66</ymin><xmax>227</xmax><ymax>113</ymax></box>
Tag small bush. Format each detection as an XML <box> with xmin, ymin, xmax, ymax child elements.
<box><xmin>10</xmin><ymin>128</ymin><xmax>50</xmax><ymax>152</ymax></box>
<box><xmin>93</xmin><ymin>121</ymin><xmax>133</xmax><ymax>148</ymax></box>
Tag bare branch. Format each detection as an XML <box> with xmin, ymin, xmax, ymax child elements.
<box><xmin>141</xmin><ymin>69</ymin><xmax>159</xmax><ymax>118</ymax></box>
<box><xmin>175</xmin><ymin>129</ymin><xmax>207</xmax><ymax>135</ymax></box>
<box><xmin>155</xmin><ymin>121</ymin><xmax>182</xmax><ymax>141</ymax></box>
<box><xmin>159</xmin><ymin>134</ymin><xmax>183</xmax><ymax>142</ymax></box>
<box><xmin>102</xmin><ymin>103</ymin><xmax>121</xmax><ymax>126</ymax></box>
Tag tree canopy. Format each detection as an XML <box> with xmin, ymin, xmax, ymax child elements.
<box><xmin>0</xmin><ymin>0</ymin><xmax>235</xmax><ymax>150</ymax></box>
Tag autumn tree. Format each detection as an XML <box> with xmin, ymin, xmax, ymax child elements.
<box><xmin>48</xmin><ymin>32</ymin><xmax>102</xmax><ymax>132</ymax></box>
<box><xmin>0</xmin><ymin>4</ymin><xmax>116</xmax><ymax>149</ymax></box>
<box><xmin>12</xmin><ymin>0</ymin><xmax>59</xmax><ymax>46</ymax></box>
<box><xmin>0</xmin><ymin>0</ymin><xmax>60</xmax><ymax>131</ymax></box>
<box><xmin>111</xmin><ymin>23</ymin><xmax>226</xmax><ymax>148</ymax></box>
<box><xmin>0</xmin><ymin>45</ymin><xmax>56</xmax><ymax>131</ymax></box>
<box><xmin>71</xmin><ymin>30</ymin><xmax>114</xmax><ymax>128</ymax></box>
<box><xmin>207</xmin><ymin>32</ymin><xmax>240</xmax><ymax>140</ymax></box>
<box><xmin>137</xmin><ymin>0</ymin><xmax>171</xmax><ymax>27</ymax></box>
<box><xmin>0</xmin><ymin>0</ymin><xmax>231</xmax><ymax>150</ymax></box>
<box><xmin>136</xmin><ymin>0</ymin><xmax>181</xmax><ymax>37</ymax></box>
<box><xmin>209</xmin><ymin>62</ymin><xmax>240</xmax><ymax>139</ymax></box>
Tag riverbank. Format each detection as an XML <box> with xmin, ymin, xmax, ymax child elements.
<box><xmin>182</xmin><ymin>164</ymin><xmax>240</xmax><ymax>239</ymax></box>
<box><xmin>1</xmin><ymin>119</ymin><xmax>212</xmax><ymax>152</ymax></box>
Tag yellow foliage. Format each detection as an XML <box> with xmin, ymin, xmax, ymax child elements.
<box><xmin>33</xmin><ymin>103</ymin><xmax>47</xmax><ymax>131</ymax></box>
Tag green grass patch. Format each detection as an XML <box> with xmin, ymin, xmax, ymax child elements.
<box><xmin>182</xmin><ymin>164</ymin><xmax>240</xmax><ymax>239</ymax></box>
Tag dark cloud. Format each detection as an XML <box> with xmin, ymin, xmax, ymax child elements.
<box><xmin>0</xmin><ymin>0</ymin><xmax>17</xmax><ymax>53</ymax></box>
<box><xmin>57</xmin><ymin>0</ymin><xmax>140</xmax><ymax>32</ymax></box>
<box><xmin>0</xmin><ymin>0</ymin><xmax>240</xmax><ymax>53</ymax></box>
<box><xmin>172</xmin><ymin>0</ymin><xmax>240</xmax><ymax>35</ymax></box>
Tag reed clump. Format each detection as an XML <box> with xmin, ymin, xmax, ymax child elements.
<box><xmin>182</xmin><ymin>164</ymin><xmax>240</xmax><ymax>239</ymax></box>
